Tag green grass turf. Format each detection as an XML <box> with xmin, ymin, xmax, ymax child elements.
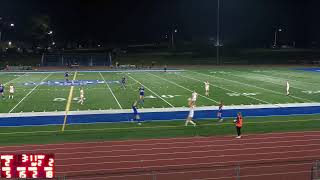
<box><xmin>0</xmin><ymin>66</ymin><xmax>319</xmax><ymax>113</ymax></box>
<box><xmin>0</xmin><ymin>114</ymin><xmax>320</xmax><ymax>146</ymax></box>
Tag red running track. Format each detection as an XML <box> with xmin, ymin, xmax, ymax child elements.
<box><xmin>1</xmin><ymin>131</ymin><xmax>320</xmax><ymax>180</ymax></box>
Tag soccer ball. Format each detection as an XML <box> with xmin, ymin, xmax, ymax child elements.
<box><xmin>233</xmin><ymin>119</ymin><xmax>237</xmax><ymax>123</ymax></box>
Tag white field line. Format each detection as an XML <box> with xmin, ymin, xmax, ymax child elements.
<box><xmin>99</xmin><ymin>72</ymin><xmax>122</xmax><ymax>109</ymax></box>
<box><xmin>192</xmin><ymin>71</ymin><xmax>312</xmax><ymax>103</ymax></box>
<box><xmin>74</xmin><ymin>162</ymin><xmax>312</xmax><ymax>180</ymax></box>
<box><xmin>8</xmin><ymin>73</ymin><xmax>52</xmax><ymax>113</ymax></box>
<box><xmin>4</xmin><ymin>131</ymin><xmax>320</xmax><ymax>153</ymax></box>
<box><xmin>0</xmin><ymin>102</ymin><xmax>319</xmax><ymax>117</ymax></box>
<box><xmin>57</xmin><ymin>148</ymin><xmax>320</xmax><ymax>167</ymax></box>
<box><xmin>238</xmin><ymin>70</ymin><xmax>316</xmax><ymax>91</ymax></box>
<box><xmin>264</xmin><ymin>70</ymin><xmax>319</xmax><ymax>86</ymax></box>
<box><xmin>147</xmin><ymin>72</ymin><xmax>219</xmax><ymax>104</ymax></box>
<box><xmin>126</xmin><ymin>74</ymin><xmax>174</xmax><ymax>107</ymax></box>
<box><xmin>1</xmin><ymin>129</ymin><xmax>320</xmax><ymax>150</ymax></box>
<box><xmin>229</xmin><ymin>70</ymin><xmax>314</xmax><ymax>102</ymax></box>
<box><xmin>177</xmin><ymin>72</ymin><xmax>272</xmax><ymax>105</ymax></box>
<box><xmin>0</xmin><ymin>118</ymin><xmax>319</xmax><ymax>137</ymax></box>
<box><xmin>55</xmin><ymin>154</ymin><xmax>320</xmax><ymax>174</ymax></box>
<box><xmin>195</xmin><ymin>171</ymin><xmax>310</xmax><ymax>180</ymax></box>
<box><xmin>55</xmin><ymin>142</ymin><xmax>320</xmax><ymax>161</ymax></box>
<box><xmin>3</xmin><ymin>73</ymin><xmax>28</xmax><ymax>86</ymax></box>
<box><xmin>248</xmin><ymin>70</ymin><xmax>318</xmax><ymax>90</ymax></box>
<box><xmin>0</xmin><ymin>69</ymin><xmax>185</xmax><ymax>74</ymax></box>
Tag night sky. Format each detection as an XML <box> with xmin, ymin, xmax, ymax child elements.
<box><xmin>1</xmin><ymin>0</ymin><xmax>319</xmax><ymax>47</ymax></box>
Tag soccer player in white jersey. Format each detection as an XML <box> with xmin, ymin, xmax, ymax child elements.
<box><xmin>185</xmin><ymin>104</ymin><xmax>196</xmax><ymax>127</ymax></box>
<box><xmin>204</xmin><ymin>81</ymin><xmax>210</xmax><ymax>96</ymax></box>
<box><xmin>191</xmin><ymin>91</ymin><xmax>198</xmax><ymax>103</ymax></box>
<box><xmin>78</xmin><ymin>87</ymin><xmax>85</xmax><ymax>105</ymax></box>
<box><xmin>286</xmin><ymin>81</ymin><xmax>290</xmax><ymax>96</ymax></box>
<box><xmin>8</xmin><ymin>83</ymin><xmax>15</xmax><ymax>99</ymax></box>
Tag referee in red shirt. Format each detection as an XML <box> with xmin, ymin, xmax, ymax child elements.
<box><xmin>234</xmin><ymin>112</ymin><xmax>243</xmax><ymax>139</ymax></box>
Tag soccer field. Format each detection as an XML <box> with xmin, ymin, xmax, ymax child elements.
<box><xmin>0</xmin><ymin>67</ymin><xmax>319</xmax><ymax>114</ymax></box>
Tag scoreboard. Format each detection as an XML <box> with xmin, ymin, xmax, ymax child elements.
<box><xmin>0</xmin><ymin>154</ymin><xmax>54</xmax><ymax>179</ymax></box>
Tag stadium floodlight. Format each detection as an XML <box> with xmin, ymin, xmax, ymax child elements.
<box><xmin>8</xmin><ymin>41</ymin><xmax>12</xmax><ymax>46</ymax></box>
<box><xmin>10</xmin><ymin>23</ymin><xmax>15</xmax><ymax>27</ymax></box>
<box><xmin>52</xmin><ymin>42</ymin><xmax>55</xmax><ymax>45</ymax></box>
<box><xmin>174</xmin><ymin>29</ymin><xmax>178</xmax><ymax>33</ymax></box>
<box><xmin>48</xmin><ymin>31</ymin><xmax>53</xmax><ymax>35</ymax></box>
<box><xmin>273</xmin><ymin>28</ymin><xmax>283</xmax><ymax>47</ymax></box>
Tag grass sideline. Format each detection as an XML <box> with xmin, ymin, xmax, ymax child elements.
<box><xmin>0</xmin><ymin>114</ymin><xmax>320</xmax><ymax>146</ymax></box>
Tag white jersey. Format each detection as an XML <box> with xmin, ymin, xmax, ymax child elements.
<box><xmin>191</xmin><ymin>92</ymin><xmax>198</xmax><ymax>101</ymax></box>
<box><xmin>205</xmin><ymin>82</ymin><xmax>210</xmax><ymax>90</ymax></box>
<box><xmin>188</xmin><ymin>106</ymin><xmax>195</xmax><ymax>118</ymax></box>
<box><xmin>286</xmin><ymin>82</ymin><xmax>290</xmax><ymax>91</ymax></box>
<box><xmin>80</xmin><ymin>89</ymin><xmax>84</xmax><ymax>98</ymax></box>
<box><xmin>9</xmin><ymin>86</ymin><xmax>15</xmax><ymax>93</ymax></box>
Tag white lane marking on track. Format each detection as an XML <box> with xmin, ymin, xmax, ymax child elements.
<box><xmin>55</xmin><ymin>154</ymin><xmax>319</xmax><ymax>174</ymax></box>
<box><xmin>9</xmin><ymin>73</ymin><xmax>52</xmax><ymax>113</ymax></box>
<box><xmin>3</xmin><ymin>133</ymin><xmax>320</xmax><ymax>153</ymax></box>
<box><xmin>72</xmin><ymin>162</ymin><xmax>312</xmax><ymax>180</ymax></box>
<box><xmin>126</xmin><ymin>74</ymin><xmax>174</xmax><ymax>107</ymax></box>
<box><xmin>147</xmin><ymin>72</ymin><xmax>219</xmax><ymax>104</ymax></box>
<box><xmin>99</xmin><ymin>72</ymin><xmax>122</xmax><ymax>109</ymax></box>
<box><xmin>55</xmin><ymin>142</ymin><xmax>320</xmax><ymax>161</ymax></box>
<box><xmin>194</xmin><ymin>171</ymin><xmax>311</xmax><ymax>180</ymax></box>
<box><xmin>1</xmin><ymin>130</ymin><xmax>320</xmax><ymax>150</ymax></box>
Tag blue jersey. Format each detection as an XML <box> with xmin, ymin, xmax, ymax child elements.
<box><xmin>139</xmin><ymin>87</ymin><xmax>145</xmax><ymax>96</ymax></box>
<box><xmin>0</xmin><ymin>85</ymin><xmax>3</xmax><ymax>93</ymax></box>
<box><xmin>218</xmin><ymin>105</ymin><xmax>223</xmax><ymax>113</ymax></box>
<box><xmin>65</xmin><ymin>72</ymin><xmax>69</xmax><ymax>77</ymax></box>
<box><xmin>122</xmin><ymin>78</ymin><xmax>126</xmax><ymax>84</ymax></box>
<box><xmin>132</xmin><ymin>105</ymin><xmax>138</xmax><ymax>115</ymax></box>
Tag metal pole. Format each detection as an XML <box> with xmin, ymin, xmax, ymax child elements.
<box><xmin>273</xmin><ymin>30</ymin><xmax>277</xmax><ymax>47</ymax></box>
<box><xmin>171</xmin><ymin>31</ymin><xmax>174</xmax><ymax>49</ymax></box>
<box><xmin>216</xmin><ymin>0</ymin><xmax>220</xmax><ymax>65</ymax></box>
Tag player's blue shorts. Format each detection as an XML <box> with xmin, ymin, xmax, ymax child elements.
<box><xmin>140</xmin><ymin>92</ymin><xmax>144</xmax><ymax>96</ymax></box>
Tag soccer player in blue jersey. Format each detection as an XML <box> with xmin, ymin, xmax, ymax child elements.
<box><xmin>121</xmin><ymin>77</ymin><xmax>126</xmax><ymax>89</ymax></box>
<box><xmin>65</xmin><ymin>72</ymin><xmax>69</xmax><ymax>82</ymax></box>
<box><xmin>217</xmin><ymin>101</ymin><xmax>223</xmax><ymax>122</ymax></box>
<box><xmin>132</xmin><ymin>101</ymin><xmax>141</xmax><ymax>125</ymax></box>
<box><xmin>139</xmin><ymin>86</ymin><xmax>145</xmax><ymax>106</ymax></box>
<box><xmin>0</xmin><ymin>84</ymin><xmax>4</xmax><ymax>99</ymax></box>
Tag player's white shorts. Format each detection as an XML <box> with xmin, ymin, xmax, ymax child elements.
<box><xmin>9</xmin><ymin>90</ymin><xmax>14</xmax><ymax>94</ymax></box>
<box><xmin>205</xmin><ymin>87</ymin><xmax>209</xmax><ymax>91</ymax></box>
<box><xmin>191</xmin><ymin>98</ymin><xmax>197</xmax><ymax>102</ymax></box>
<box><xmin>188</xmin><ymin>110</ymin><xmax>194</xmax><ymax>118</ymax></box>
<box><xmin>80</xmin><ymin>95</ymin><xmax>84</xmax><ymax>99</ymax></box>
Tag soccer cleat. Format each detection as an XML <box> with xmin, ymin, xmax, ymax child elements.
<box><xmin>236</xmin><ymin>136</ymin><xmax>242</xmax><ymax>139</ymax></box>
<box><xmin>193</xmin><ymin>123</ymin><xmax>196</xmax><ymax>127</ymax></box>
<box><xmin>138</xmin><ymin>123</ymin><xmax>141</xmax><ymax>125</ymax></box>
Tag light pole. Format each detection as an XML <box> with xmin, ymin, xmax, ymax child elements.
<box><xmin>216</xmin><ymin>0</ymin><xmax>221</xmax><ymax>65</ymax></box>
<box><xmin>273</xmin><ymin>28</ymin><xmax>282</xmax><ymax>48</ymax></box>
<box><xmin>171</xmin><ymin>29</ymin><xmax>178</xmax><ymax>49</ymax></box>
